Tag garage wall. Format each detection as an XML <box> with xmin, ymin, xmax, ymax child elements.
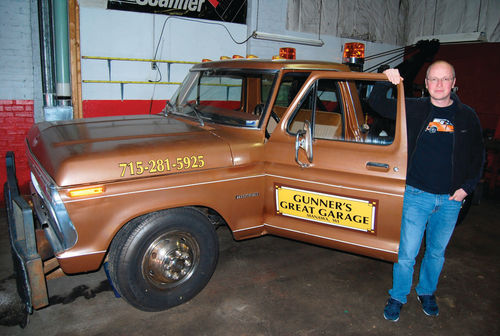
<box><xmin>80</xmin><ymin>3</ymin><xmax>248</xmax><ymax>116</ymax></box>
<box><xmin>0</xmin><ymin>0</ymin><xmax>40</xmax><ymax>199</ymax></box>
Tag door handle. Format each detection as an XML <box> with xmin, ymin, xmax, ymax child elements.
<box><xmin>366</xmin><ymin>161</ymin><xmax>390</xmax><ymax>172</ymax></box>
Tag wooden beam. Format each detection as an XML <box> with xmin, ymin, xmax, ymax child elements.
<box><xmin>68</xmin><ymin>0</ymin><xmax>83</xmax><ymax>119</ymax></box>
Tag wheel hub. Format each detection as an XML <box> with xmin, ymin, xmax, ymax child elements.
<box><xmin>142</xmin><ymin>231</ymin><xmax>199</xmax><ymax>289</ymax></box>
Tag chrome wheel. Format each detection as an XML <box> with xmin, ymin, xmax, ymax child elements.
<box><xmin>142</xmin><ymin>231</ymin><xmax>200</xmax><ymax>289</ymax></box>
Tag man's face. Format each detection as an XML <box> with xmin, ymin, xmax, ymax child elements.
<box><xmin>425</xmin><ymin>63</ymin><xmax>456</xmax><ymax>104</ymax></box>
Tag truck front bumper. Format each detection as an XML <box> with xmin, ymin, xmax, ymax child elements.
<box><xmin>4</xmin><ymin>151</ymin><xmax>48</xmax><ymax>314</ymax></box>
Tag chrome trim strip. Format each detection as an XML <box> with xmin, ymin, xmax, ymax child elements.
<box><xmin>65</xmin><ymin>173</ymin><xmax>402</xmax><ymax>203</ymax></box>
<box><xmin>233</xmin><ymin>224</ymin><xmax>265</xmax><ymax>233</ymax></box>
<box><xmin>65</xmin><ymin>174</ymin><xmax>268</xmax><ymax>203</ymax></box>
<box><xmin>266</xmin><ymin>174</ymin><xmax>403</xmax><ymax>197</ymax></box>
<box><xmin>57</xmin><ymin>249</ymin><xmax>107</xmax><ymax>259</ymax></box>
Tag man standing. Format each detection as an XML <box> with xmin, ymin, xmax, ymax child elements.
<box><xmin>369</xmin><ymin>61</ymin><xmax>484</xmax><ymax>322</ymax></box>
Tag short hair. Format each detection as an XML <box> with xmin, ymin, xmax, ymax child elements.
<box><xmin>426</xmin><ymin>60</ymin><xmax>456</xmax><ymax>78</ymax></box>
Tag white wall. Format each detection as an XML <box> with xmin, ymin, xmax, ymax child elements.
<box><xmin>0</xmin><ymin>0</ymin><xmax>43</xmax><ymax>121</ymax></box>
<box><xmin>0</xmin><ymin>0</ymin><xmax>39</xmax><ymax>100</ymax></box>
<box><xmin>80</xmin><ymin>5</ymin><xmax>248</xmax><ymax>101</ymax></box>
<box><xmin>80</xmin><ymin>0</ymin><xmax>403</xmax><ymax>102</ymax></box>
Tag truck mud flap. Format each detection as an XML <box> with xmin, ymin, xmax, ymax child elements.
<box><xmin>4</xmin><ymin>152</ymin><xmax>49</xmax><ymax>320</ymax></box>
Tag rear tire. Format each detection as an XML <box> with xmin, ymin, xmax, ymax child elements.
<box><xmin>108</xmin><ymin>208</ymin><xmax>218</xmax><ymax>311</ymax></box>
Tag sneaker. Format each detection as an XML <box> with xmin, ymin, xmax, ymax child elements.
<box><xmin>383</xmin><ymin>298</ymin><xmax>403</xmax><ymax>322</ymax></box>
<box><xmin>417</xmin><ymin>294</ymin><xmax>439</xmax><ymax>316</ymax></box>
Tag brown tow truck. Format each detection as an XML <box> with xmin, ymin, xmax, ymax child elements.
<box><xmin>5</xmin><ymin>58</ymin><xmax>406</xmax><ymax>315</ymax></box>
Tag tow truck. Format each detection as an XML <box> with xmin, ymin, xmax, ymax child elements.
<box><xmin>5</xmin><ymin>47</ymin><xmax>408</xmax><ymax>322</ymax></box>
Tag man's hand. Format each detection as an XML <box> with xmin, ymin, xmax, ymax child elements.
<box><xmin>383</xmin><ymin>69</ymin><xmax>404</xmax><ymax>85</ymax></box>
<box><xmin>449</xmin><ymin>188</ymin><xmax>468</xmax><ymax>202</ymax></box>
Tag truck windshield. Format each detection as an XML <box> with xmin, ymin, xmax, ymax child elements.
<box><xmin>167</xmin><ymin>69</ymin><xmax>277</xmax><ymax>128</ymax></box>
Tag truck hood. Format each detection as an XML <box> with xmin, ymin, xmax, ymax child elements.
<box><xmin>27</xmin><ymin>115</ymin><xmax>233</xmax><ymax>187</ymax></box>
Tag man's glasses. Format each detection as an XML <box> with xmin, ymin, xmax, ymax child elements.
<box><xmin>426</xmin><ymin>77</ymin><xmax>454</xmax><ymax>84</ymax></box>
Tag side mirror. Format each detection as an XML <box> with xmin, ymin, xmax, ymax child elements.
<box><xmin>295</xmin><ymin>120</ymin><xmax>313</xmax><ymax>168</ymax></box>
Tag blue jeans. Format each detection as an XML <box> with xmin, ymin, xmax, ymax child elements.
<box><xmin>389</xmin><ymin>185</ymin><xmax>462</xmax><ymax>304</ymax></box>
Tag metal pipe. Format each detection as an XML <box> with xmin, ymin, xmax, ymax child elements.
<box><xmin>37</xmin><ymin>0</ymin><xmax>56</xmax><ymax>107</ymax></box>
<box><xmin>53</xmin><ymin>0</ymin><xmax>71</xmax><ymax>99</ymax></box>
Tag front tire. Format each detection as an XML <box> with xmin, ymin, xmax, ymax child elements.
<box><xmin>108</xmin><ymin>208</ymin><xmax>219</xmax><ymax>311</ymax></box>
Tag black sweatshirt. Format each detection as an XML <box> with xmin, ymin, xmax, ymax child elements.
<box><xmin>368</xmin><ymin>81</ymin><xmax>484</xmax><ymax>195</ymax></box>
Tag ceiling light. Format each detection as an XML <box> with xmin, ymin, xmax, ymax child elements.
<box><xmin>252</xmin><ymin>31</ymin><xmax>324</xmax><ymax>47</ymax></box>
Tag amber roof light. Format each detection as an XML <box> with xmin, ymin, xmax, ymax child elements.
<box><xmin>343</xmin><ymin>42</ymin><xmax>365</xmax><ymax>65</ymax></box>
<box><xmin>279</xmin><ymin>47</ymin><xmax>296</xmax><ymax>60</ymax></box>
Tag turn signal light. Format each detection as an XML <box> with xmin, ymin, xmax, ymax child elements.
<box><xmin>220</xmin><ymin>56</ymin><xmax>230</xmax><ymax>60</ymax></box>
<box><xmin>202</xmin><ymin>58</ymin><xmax>212</xmax><ymax>62</ymax></box>
<box><xmin>232</xmin><ymin>54</ymin><xmax>244</xmax><ymax>59</ymax></box>
<box><xmin>68</xmin><ymin>186</ymin><xmax>105</xmax><ymax>198</ymax></box>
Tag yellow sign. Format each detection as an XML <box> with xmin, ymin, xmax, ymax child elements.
<box><xmin>276</xmin><ymin>186</ymin><xmax>376</xmax><ymax>232</ymax></box>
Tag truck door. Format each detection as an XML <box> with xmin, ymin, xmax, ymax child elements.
<box><xmin>263</xmin><ymin>71</ymin><xmax>407</xmax><ymax>262</ymax></box>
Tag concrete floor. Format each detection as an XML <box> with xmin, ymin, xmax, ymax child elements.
<box><xmin>0</xmin><ymin>193</ymin><xmax>499</xmax><ymax>335</ymax></box>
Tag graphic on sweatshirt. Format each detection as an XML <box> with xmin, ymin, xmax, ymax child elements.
<box><xmin>425</xmin><ymin>118</ymin><xmax>454</xmax><ymax>133</ymax></box>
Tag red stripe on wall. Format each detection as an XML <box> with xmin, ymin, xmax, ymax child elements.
<box><xmin>82</xmin><ymin>100</ymin><xmax>167</xmax><ymax>118</ymax></box>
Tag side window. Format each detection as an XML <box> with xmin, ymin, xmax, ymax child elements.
<box><xmin>356</xmin><ymin>80</ymin><xmax>396</xmax><ymax>145</ymax></box>
<box><xmin>288</xmin><ymin>79</ymin><xmax>344</xmax><ymax>141</ymax></box>
<box><xmin>287</xmin><ymin>78</ymin><xmax>395</xmax><ymax>145</ymax></box>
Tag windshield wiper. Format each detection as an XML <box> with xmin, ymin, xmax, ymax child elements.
<box><xmin>185</xmin><ymin>102</ymin><xmax>204</xmax><ymax>127</ymax></box>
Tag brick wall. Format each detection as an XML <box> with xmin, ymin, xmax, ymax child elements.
<box><xmin>0</xmin><ymin>1</ymin><xmax>37</xmax><ymax>204</ymax></box>
<box><xmin>0</xmin><ymin>100</ymin><xmax>34</xmax><ymax>202</ymax></box>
